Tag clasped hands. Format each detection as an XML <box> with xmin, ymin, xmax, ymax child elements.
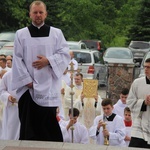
<box><xmin>97</xmin><ymin>120</ymin><xmax>109</xmax><ymax>137</ymax></box>
<box><xmin>26</xmin><ymin>55</ymin><xmax>50</xmax><ymax>88</ymax></box>
<box><xmin>32</xmin><ymin>55</ymin><xmax>49</xmax><ymax>70</ymax></box>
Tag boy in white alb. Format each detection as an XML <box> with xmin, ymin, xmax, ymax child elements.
<box><xmin>0</xmin><ymin>70</ymin><xmax>20</xmax><ymax>140</ymax></box>
<box><xmin>124</xmin><ymin>107</ymin><xmax>132</xmax><ymax>146</ymax></box>
<box><xmin>59</xmin><ymin>108</ymin><xmax>89</xmax><ymax>144</ymax></box>
<box><xmin>113</xmin><ymin>88</ymin><xmax>129</xmax><ymax>118</ymax></box>
<box><xmin>89</xmin><ymin>98</ymin><xmax>126</xmax><ymax>147</ymax></box>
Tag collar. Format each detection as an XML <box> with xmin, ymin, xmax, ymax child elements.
<box><xmin>32</xmin><ymin>22</ymin><xmax>44</xmax><ymax>29</ymax></box>
<box><xmin>146</xmin><ymin>76</ymin><xmax>150</xmax><ymax>84</ymax></box>
<box><xmin>117</xmin><ymin>99</ymin><xmax>127</xmax><ymax>107</ymax></box>
<box><xmin>103</xmin><ymin>113</ymin><xmax>116</xmax><ymax>121</ymax></box>
<box><xmin>124</xmin><ymin>120</ymin><xmax>132</xmax><ymax>127</ymax></box>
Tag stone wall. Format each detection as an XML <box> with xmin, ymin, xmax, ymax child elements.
<box><xmin>107</xmin><ymin>63</ymin><xmax>135</xmax><ymax>104</ymax></box>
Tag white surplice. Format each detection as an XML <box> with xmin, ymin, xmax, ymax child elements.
<box><xmin>12</xmin><ymin>27</ymin><xmax>70</xmax><ymax>107</ymax></box>
<box><xmin>59</xmin><ymin>120</ymin><xmax>89</xmax><ymax>144</ymax></box>
<box><xmin>74</xmin><ymin>96</ymin><xmax>103</xmax><ymax>129</ymax></box>
<box><xmin>0</xmin><ymin>70</ymin><xmax>20</xmax><ymax>140</ymax></box>
<box><xmin>89</xmin><ymin>114</ymin><xmax>126</xmax><ymax>147</ymax></box>
<box><xmin>125</xmin><ymin>126</ymin><xmax>131</xmax><ymax>147</ymax></box>
<box><xmin>113</xmin><ymin>99</ymin><xmax>127</xmax><ymax>118</ymax></box>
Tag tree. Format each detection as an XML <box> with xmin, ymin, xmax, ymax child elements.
<box><xmin>127</xmin><ymin>0</ymin><xmax>150</xmax><ymax>43</ymax></box>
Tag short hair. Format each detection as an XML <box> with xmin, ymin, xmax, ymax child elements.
<box><xmin>29</xmin><ymin>0</ymin><xmax>47</xmax><ymax>11</ymax></box>
<box><xmin>0</xmin><ymin>54</ymin><xmax>6</xmax><ymax>58</ymax></box>
<box><xmin>145</xmin><ymin>58</ymin><xmax>150</xmax><ymax>63</ymax></box>
<box><xmin>101</xmin><ymin>98</ymin><xmax>113</xmax><ymax>107</ymax></box>
<box><xmin>75</xmin><ymin>73</ymin><xmax>83</xmax><ymax>79</ymax></box>
<box><xmin>69</xmin><ymin>108</ymin><xmax>80</xmax><ymax>117</ymax></box>
<box><xmin>0</xmin><ymin>58</ymin><xmax>7</xmax><ymax>63</ymax></box>
<box><xmin>124</xmin><ymin>107</ymin><xmax>131</xmax><ymax>113</ymax></box>
<box><xmin>121</xmin><ymin>88</ymin><xmax>129</xmax><ymax>95</ymax></box>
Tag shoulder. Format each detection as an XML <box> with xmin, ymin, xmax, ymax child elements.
<box><xmin>17</xmin><ymin>27</ymin><xmax>28</xmax><ymax>34</ymax></box>
<box><xmin>2</xmin><ymin>70</ymin><xmax>12</xmax><ymax>79</ymax></box>
<box><xmin>50</xmin><ymin>26</ymin><xmax>62</xmax><ymax>33</ymax></box>
<box><xmin>115</xmin><ymin>114</ymin><xmax>124</xmax><ymax>122</ymax></box>
<box><xmin>132</xmin><ymin>77</ymin><xmax>145</xmax><ymax>84</ymax></box>
<box><xmin>95</xmin><ymin>115</ymin><xmax>103</xmax><ymax>121</ymax></box>
<box><xmin>16</xmin><ymin>27</ymin><xmax>28</xmax><ymax>37</ymax></box>
<box><xmin>77</xmin><ymin>122</ymin><xmax>87</xmax><ymax>130</ymax></box>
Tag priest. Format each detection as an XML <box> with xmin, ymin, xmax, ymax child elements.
<box><xmin>11</xmin><ymin>1</ymin><xmax>70</xmax><ymax>141</ymax></box>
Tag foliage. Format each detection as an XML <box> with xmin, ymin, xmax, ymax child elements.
<box><xmin>0</xmin><ymin>0</ymin><xmax>148</xmax><ymax>47</ymax></box>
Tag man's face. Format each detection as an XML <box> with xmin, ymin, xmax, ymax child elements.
<box><xmin>144</xmin><ymin>62</ymin><xmax>150</xmax><ymax>78</ymax></box>
<box><xmin>0</xmin><ymin>60</ymin><xmax>5</xmax><ymax>68</ymax></box>
<box><xmin>29</xmin><ymin>3</ymin><xmax>47</xmax><ymax>26</ymax></box>
<box><xmin>74</xmin><ymin>75</ymin><xmax>82</xmax><ymax>85</ymax></box>
<box><xmin>124</xmin><ymin>111</ymin><xmax>131</xmax><ymax>122</ymax></box>
<box><xmin>102</xmin><ymin>104</ymin><xmax>113</xmax><ymax>116</ymax></box>
<box><xmin>6</xmin><ymin>60</ymin><xmax>12</xmax><ymax>68</ymax></box>
<box><xmin>120</xmin><ymin>94</ymin><xmax>128</xmax><ymax>104</ymax></box>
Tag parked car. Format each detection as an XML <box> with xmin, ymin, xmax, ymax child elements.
<box><xmin>80</xmin><ymin>40</ymin><xmax>105</xmax><ymax>53</ymax></box>
<box><xmin>71</xmin><ymin>49</ymin><xmax>107</xmax><ymax>85</ymax></box>
<box><xmin>67</xmin><ymin>41</ymin><xmax>87</xmax><ymax>49</ymax></box>
<box><xmin>0</xmin><ymin>42</ymin><xmax>14</xmax><ymax>56</ymax></box>
<box><xmin>139</xmin><ymin>51</ymin><xmax>150</xmax><ymax>78</ymax></box>
<box><xmin>0</xmin><ymin>32</ymin><xmax>15</xmax><ymax>49</ymax></box>
<box><xmin>103</xmin><ymin>47</ymin><xmax>135</xmax><ymax>64</ymax></box>
<box><xmin>129</xmin><ymin>41</ymin><xmax>150</xmax><ymax>64</ymax></box>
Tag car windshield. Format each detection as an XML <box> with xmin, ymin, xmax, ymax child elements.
<box><xmin>105</xmin><ymin>49</ymin><xmax>132</xmax><ymax>59</ymax></box>
<box><xmin>73</xmin><ymin>52</ymin><xmax>91</xmax><ymax>63</ymax></box>
<box><xmin>130</xmin><ymin>42</ymin><xmax>149</xmax><ymax>49</ymax></box>
<box><xmin>0</xmin><ymin>32</ymin><xmax>15</xmax><ymax>42</ymax></box>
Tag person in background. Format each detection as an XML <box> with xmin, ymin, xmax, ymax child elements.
<box><xmin>0</xmin><ymin>54</ymin><xmax>6</xmax><ymax>59</ymax></box>
<box><xmin>11</xmin><ymin>0</ymin><xmax>70</xmax><ymax>141</ymax></box>
<box><xmin>6</xmin><ymin>59</ymin><xmax>12</xmax><ymax>68</ymax></box>
<box><xmin>6</xmin><ymin>55</ymin><xmax>13</xmax><ymax>61</ymax></box>
<box><xmin>124</xmin><ymin>107</ymin><xmax>132</xmax><ymax>147</ymax></box>
<box><xmin>113</xmin><ymin>88</ymin><xmax>129</xmax><ymax>118</ymax></box>
<box><xmin>63</xmin><ymin>73</ymin><xmax>83</xmax><ymax>120</ymax></box>
<box><xmin>74</xmin><ymin>92</ymin><xmax>103</xmax><ymax>129</ymax></box>
<box><xmin>0</xmin><ymin>70</ymin><xmax>20</xmax><ymax>140</ymax></box>
<box><xmin>0</xmin><ymin>58</ymin><xmax>11</xmax><ymax>72</ymax></box>
<box><xmin>89</xmin><ymin>98</ymin><xmax>126</xmax><ymax>147</ymax></box>
<box><xmin>59</xmin><ymin>108</ymin><xmax>89</xmax><ymax>144</ymax></box>
<box><xmin>127</xmin><ymin>58</ymin><xmax>150</xmax><ymax>148</ymax></box>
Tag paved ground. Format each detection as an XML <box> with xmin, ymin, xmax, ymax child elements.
<box><xmin>0</xmin><ymin>140</ymin><xmax>148</xmax><ymax>150</ymax></box>
<box><xmin>98</xmin><ymin>86</ymin><xmax>107</xmax><ymax>99</ymax></box>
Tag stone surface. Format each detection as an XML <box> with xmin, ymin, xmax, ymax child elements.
<box><xmin>107</xmin><ymin>63</ymin><xmax>134</xmax><ymax>104</ymax></box>
<box><xmin>0</xmin><ymin>141</ymin><xmax>148</xmax><ymax>150</ymax></box>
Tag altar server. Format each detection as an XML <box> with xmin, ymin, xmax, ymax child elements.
<box><xmin>11</xmin><ymin>0</ymin><xmax>70</xmax><ymax>141</ymax></box>
<box><xmin>89</xmin><ymin>98</ymin><xmax>126</xmax><ymax>147</ymax></box>
<box><xmin>0</xmin><ymin>70</ymin><xmax>20</xmax><ymax>140</ymax></box>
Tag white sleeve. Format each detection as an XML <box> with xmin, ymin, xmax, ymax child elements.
<box><xmin>80</xmin><ymin>126</ymin><xmax>89</xmax><ymax>144</ymax></box>
<box><xmin>48</xmin><ymin>29</ymin><xmax>70</xmax><ymax>78</ymax></box>
<box><xmin>109</xmin><ymin>117</ymin><xmax>126</xmax><ymax>143</ymax></box>
<box><xmin>0</xmin><ymin>75</ymin><xmax>10</xmax><ymax>106</ymax></box>
<box><xmin>12</xmin><ymin>31</ymin><xmax>33</xmax><ymax>90</ymax></box>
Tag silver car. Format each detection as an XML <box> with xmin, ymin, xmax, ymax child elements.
<box><xmin>103</xmin><ymin>47</ymin><xmax>135</xmax><ymax>64</ymax></box>
<box><xmin>67</xmin><ymin>41</ymin><xmax>87</xmax><ymax>49</ymax></box>
<box><xmin>71</xmin><ymin>49</ymin><xmax>107</xmax><ymax>85</ymax></box>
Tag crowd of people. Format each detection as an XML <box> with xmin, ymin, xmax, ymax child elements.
<box><xmin>0</xmin><ymin>0</ymin><xmax>149</xmax><ymax>149</ymax></box>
